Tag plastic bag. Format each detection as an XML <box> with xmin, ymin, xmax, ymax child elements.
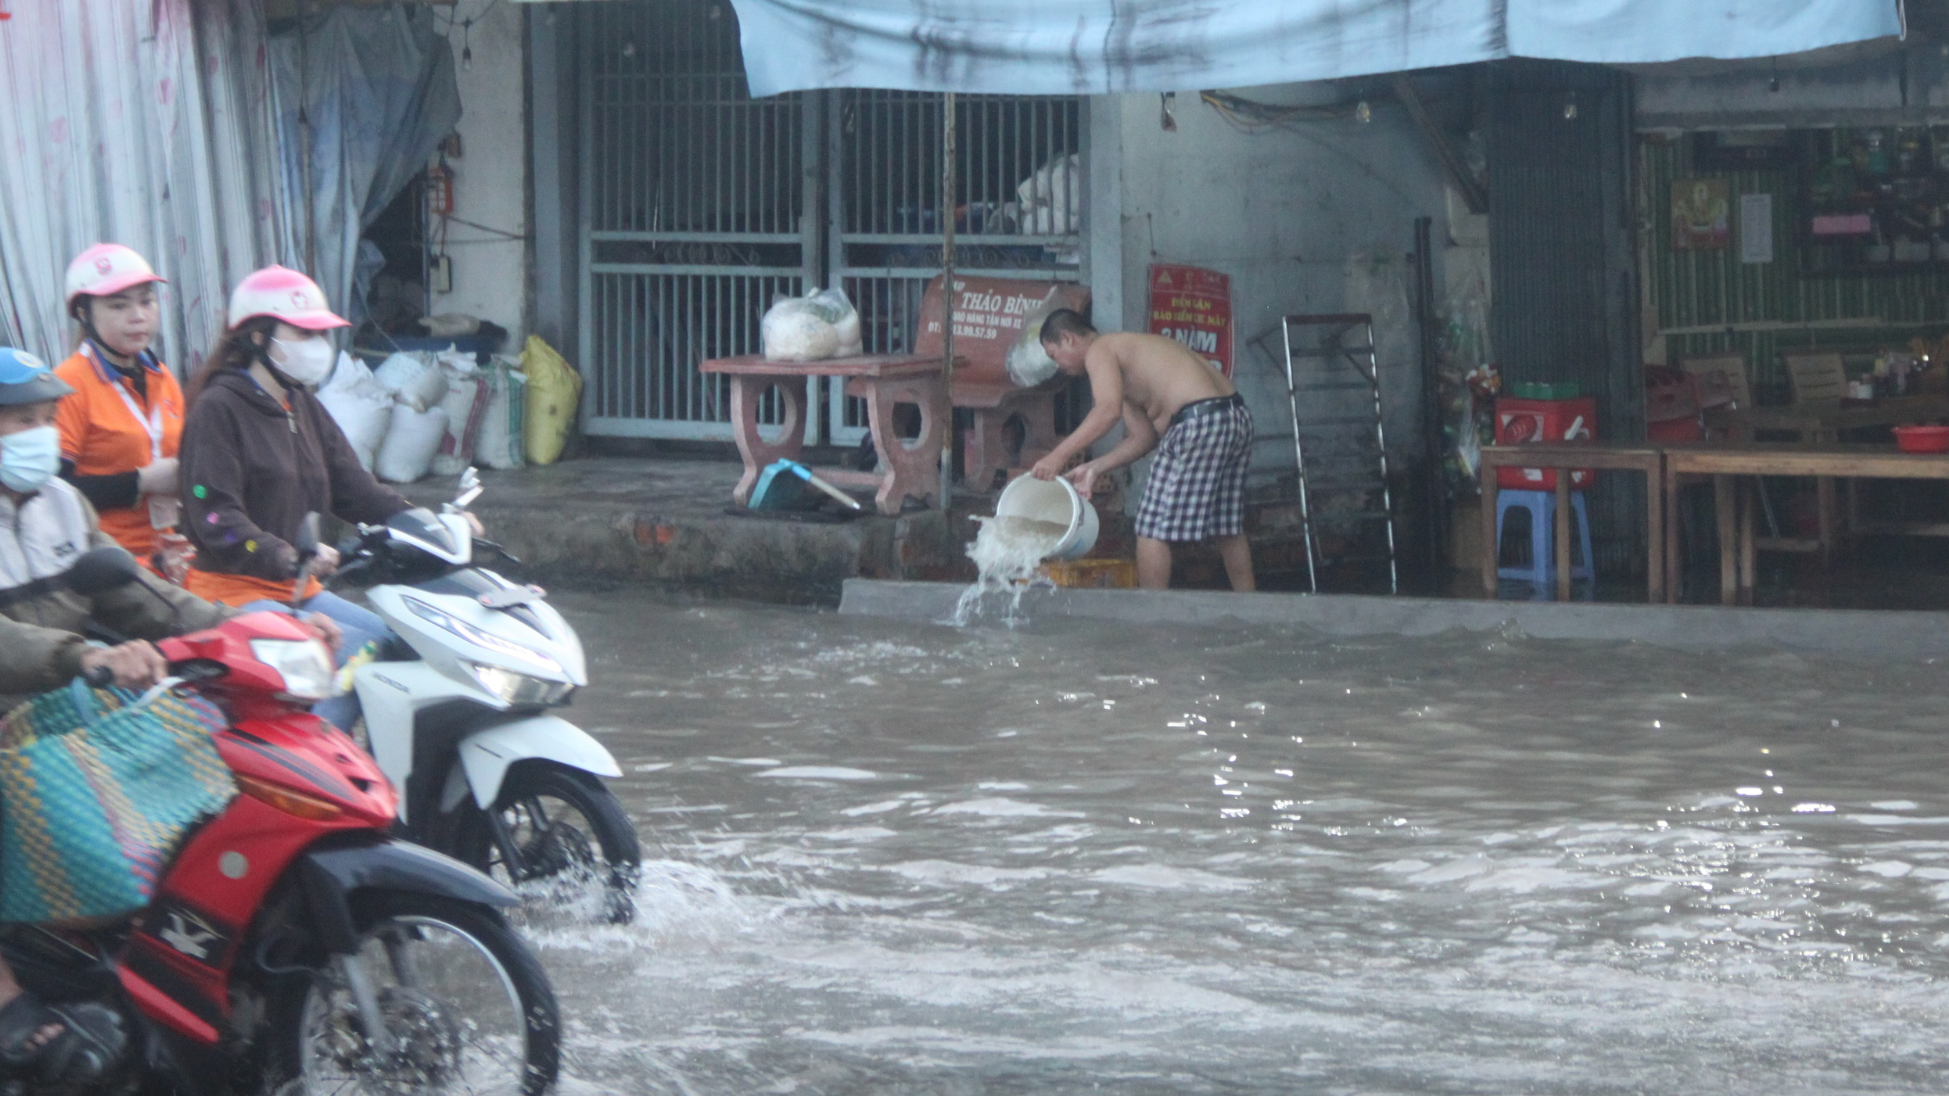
<box><xmin>760</xmin><ymin>288</ymin><xmax>862</xmax><ymax>362</ymax></box>
<box><xmin>317</xmin><ymin>352</ymin><xmax>395</xmax><ymax>472</ymax></box>
<box><xmin>1005</xmin><ymin>289</ymin><xmax>1068</xmax><ymax>388</ymax></box>
<box><xmin>521</xmin><ymin>336</ymin><xmax>581</xmax><ymax>466</ymax></box>
<box><xmin>373</xmin><ymin>351</ymin><xmax>449</xmax><ymax>413</ymax></box>
<box><xmin>475</xmin><ymin>358</ymin><xmax>526</xmax><ymax>470</ymax></box>
<box><xmin>1011</xmin><ymin>154</ymin><xmax>1081</xmax><ymax>236</ymax></box>
<box><xmin>375</xmin><ymin>404</ymin><xmax>449</xmax><ymax>484</ymax></box>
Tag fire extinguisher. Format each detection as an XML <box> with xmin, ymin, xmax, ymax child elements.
<box><xmin>426</xmin><ymin>158</ymin><xmax>455</xmax><ymax>217</ymax></box>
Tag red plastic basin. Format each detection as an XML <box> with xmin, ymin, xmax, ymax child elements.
<box><xmin>1894</xmin><ymin>425</ymin><xmax>1949</xmax><ymax>453</ymax></box>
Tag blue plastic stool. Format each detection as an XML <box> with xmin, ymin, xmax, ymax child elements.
<box><xmin>1495</xmin><ymin>489</ymin><xmax>1594</xmax><ymax>590</ymax></box>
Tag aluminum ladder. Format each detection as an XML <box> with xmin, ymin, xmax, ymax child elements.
<box><xmin>1279</xmin><ymin>313</ymin><xmax>1398</xmax><ymax>594</ymax></box>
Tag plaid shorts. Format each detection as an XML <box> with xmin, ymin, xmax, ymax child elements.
<box><xmin>1135</xmin><ymin>397</ymin><xmax>1254</xmax><ymax>542</ymax></box>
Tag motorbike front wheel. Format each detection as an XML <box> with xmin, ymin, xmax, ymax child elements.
<box><xmin>274</xmin><ymin>892</ymin><xmax>559</xmax><ymax>1096</ymax></box>
<box><xmin>452</xmin><ymin>763</ymin><xmax>642</xmax><ymax>926</ymax></box>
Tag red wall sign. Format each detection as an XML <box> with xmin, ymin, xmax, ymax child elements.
<box><xmin>1148</xmin><ymin>264</ymin><xmax>1233</xmax><ymax>378</ymax></box>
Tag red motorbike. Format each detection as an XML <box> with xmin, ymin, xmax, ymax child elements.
<box><xmin>0</xmin><ymin>548</ymin><xmax>560</xmax><ymax>1096</ymax></box>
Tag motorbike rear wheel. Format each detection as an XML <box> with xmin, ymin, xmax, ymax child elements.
<box><xmin>272</xmin><ymin>893</ymin><xmax>559</xmax><ymax>1096</ymax></box>
<box><xmin>453</xmin><ymin>763</ymin><xmax>641</xmax><ymax>926</ymax></box>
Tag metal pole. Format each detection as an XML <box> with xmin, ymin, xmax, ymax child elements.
<box><xmin>939</xmin><ymin>91</ymin><xmax>957</xmax><ymax>508</ymax></box>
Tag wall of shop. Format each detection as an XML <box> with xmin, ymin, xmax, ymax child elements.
<box><xmin>1090</xmin><ymin>86</ymin><xmax>1459</xmax><ymax>496</ymax></box>
<box><xmin>430</xmin><ymin>0</ymin><xmax>527</xmax><ymax>345</ymax></box>
<box><xmin>1642</xmin><ymin>135</ymin><xmax>1949</xmax><ymax>399</ymax></box>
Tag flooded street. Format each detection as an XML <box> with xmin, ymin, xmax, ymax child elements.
<box><xmin>542</xmin><ymin>588</ymin><xmax>1949</xmax><ymax>1094</ymax></box>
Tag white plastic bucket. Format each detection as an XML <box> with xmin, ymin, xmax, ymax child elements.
<box><xmin>993</xmin><ymin>475</ymin><xmax>1099</xmax><ymax>561</ymax></box>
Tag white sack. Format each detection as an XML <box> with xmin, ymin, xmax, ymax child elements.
<box><xmin>373</xmin><ymin>351</ymin><xmax>450</xmax><ymax>413</ymax></box>
<box><xmin>316</xmin><ymin>352</ymin><xmax>395</xmax><ymax>472</ymax></box>
<box><xmin>475</xmin><ymin>358</ymin><xmax>526</xmax><ymax>470</ymax></box>
<box><xmin>375</xmin><ymin>404</ymin><xmax>449</xmax><ymax>483</ymax></box>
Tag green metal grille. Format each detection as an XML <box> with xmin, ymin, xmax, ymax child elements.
<box><xmin>1640</xmin><ymin>136</ymin><xmax>1949</xmax><ymax>402</ymax></box>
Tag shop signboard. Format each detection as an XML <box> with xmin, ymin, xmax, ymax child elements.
<box><xmin>1147</xmin><ymin>263</ymin><xmax>1233</xmax><ymax>377</ymax></box>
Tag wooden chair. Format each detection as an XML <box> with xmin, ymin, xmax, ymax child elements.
<box><xmin>1679</xmin><ymin>353</ymin><xmax>1751</xmax><ymax>410</ymax></box>
<box><xmin>1784</xmin><ymin>352</ymin><xmax>1847</xmax><ymax>405</ymax></box>
<box><xmin>1679</xmin><ymin>353</ymin><xmax>1752</xmax><ymax>441</ymax></box>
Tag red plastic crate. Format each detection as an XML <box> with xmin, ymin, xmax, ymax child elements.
<box><xmin>1495</xmin><ymin>396</ymin><xmax>1596</xmax><ymax>490</ymax></box>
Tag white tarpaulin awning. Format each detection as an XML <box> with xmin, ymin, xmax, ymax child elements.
<box><xmin>711</xmin><ymin>0</ymin><xmax>1904</xmax><ymax>98</ymax></box>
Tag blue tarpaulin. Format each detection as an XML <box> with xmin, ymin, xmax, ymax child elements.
<box><xmin>718</xmin><ymin>0</ymin><xmax>1905</xmax><ymax>97</ymax></box>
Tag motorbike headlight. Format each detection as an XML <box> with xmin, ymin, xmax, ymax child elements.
<box><xmin>249</xmin><ymin>638</ymin><xmax>340</xmax><ymax>701</ymax></box>
<box><xmin>467</xmin><ymin>662</ymin><xmax>574</xmax><ymax>707</ymax></box>
<box><xmin>404</xmin><ymin>597</ymin><xmax>563</xmax><ymax>675</ymax></box>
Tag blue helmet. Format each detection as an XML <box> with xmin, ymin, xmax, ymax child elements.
<box><xmin>0</xmin><ymin>348</ymin><xmax>73</xmax><ymax>406</ymax></box>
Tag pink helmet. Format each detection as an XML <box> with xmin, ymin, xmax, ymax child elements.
<box><xmin>65</xmin><ymin>244</ymin><xmax>165</xmax><ymax>307</ymax></box>
<box><xmin>226</xmin><ymin>265</ymin><xmax>349</xmax><ymax>331</ymax></box>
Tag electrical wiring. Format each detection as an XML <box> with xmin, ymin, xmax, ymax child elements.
<box><xmin>441</xmin><ymin>215</ymin><xmax>527</xmax><ymax>241</ymax></box>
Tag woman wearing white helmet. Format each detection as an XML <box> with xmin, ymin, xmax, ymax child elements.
<box><xmin>52</xmin><ymin>244</ymin><xmax>188</xmax><ymax>580</ymax></box>
<box><xmin>177</xmin><ymin>266</ymin><xmax>411</xmax><ymax>731</ymax></box>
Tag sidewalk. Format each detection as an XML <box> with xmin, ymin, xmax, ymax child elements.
<box><xmin>399</xmin><ymin>458</ymin><xmax>956</xmax><ymax>604</ymax></box>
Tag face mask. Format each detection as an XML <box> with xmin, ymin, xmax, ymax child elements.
<box><xmin>269</xmin><ymin>335</ymin><xmax>335</xmax><ymax>388</ymax></box>
<box><xmin>0</xmin><ymin>425</ymin><xmax>60</xmax><ymax>493</ymax></box>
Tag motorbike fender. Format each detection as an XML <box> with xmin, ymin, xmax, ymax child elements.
<box><xmin>300</xmin><ymin>839</ymin><xmax>518</xmax><ymax>954</ymax></box>
<box><xmin>457</xmin><ymin>715</ymin><xmax>623</xmax><ymax>810</ymax></box>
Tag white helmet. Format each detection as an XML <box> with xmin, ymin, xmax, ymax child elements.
<box><xmin>226</xmin><ymin>265</ymin><xmax>349</xmax><ymax>331</ymax></box>
<box><xmin>65</xmin><ymin>244</ymin><xmax>164</xmax><ymax>308</ymax></box>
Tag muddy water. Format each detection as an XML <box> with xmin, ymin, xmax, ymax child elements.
<box><xmin>545</xmin><ymin>589</ymin><xmax>1949</xmax><ymax>1094</ymax></box>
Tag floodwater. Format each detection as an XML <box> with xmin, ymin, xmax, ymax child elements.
<box><xmin>542</xmin><ymin>588</ymin><xmax>1949</xmax><ymax>1094</ymax></box>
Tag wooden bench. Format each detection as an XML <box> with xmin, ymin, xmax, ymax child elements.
<box><xmin>903</xmin><ymin>274</ymin><xmax>1091</xmax><ymax>492</ymax></box>
<box><xmin>702</xmin><ymin>275</ymin><xmax>1088</xmax><ymax>514</ymax></box>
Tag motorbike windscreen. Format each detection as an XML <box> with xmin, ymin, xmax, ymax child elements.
<box><xmin>386</xmin><ymin>508</ymin><xmax>459</xmax><ymax>556</ymax></box>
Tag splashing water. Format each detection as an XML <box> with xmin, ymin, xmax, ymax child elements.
<box><xmin>951</xmin><ymin>515</ymin><xmax>1069</xmax><ymax>625</ymax></box>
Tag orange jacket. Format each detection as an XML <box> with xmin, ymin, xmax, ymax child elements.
<box><xmin>54</xmin><ymin>345</ymin><xmax>184</xmax><ymax>559</ymax></box>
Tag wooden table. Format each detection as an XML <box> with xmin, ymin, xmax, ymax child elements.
<box><xmin>1724</xmin><ymin>394</ymin><xmax>1949</xmax><ymax>441</ymax></box>
<box><xmin>1478</xmin><ymin>444</ymin><xmax>1665</xmax><ymax>603</ymax></box>
<box><xmin>1663</xmin><ymin>443</ymin><xmax>1949</xmax><ymax>605</ymax></box>
<box><xmin>699</xmin><ymin>354</ymin><xmax>950</xmax><ymax>515</ymax></box>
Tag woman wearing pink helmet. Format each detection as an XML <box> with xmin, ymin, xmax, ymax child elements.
<box><xmin>52</xmin><ymin>244</ymin><xmax>189</xmax><ymax>580</ymax></box>
<box><xmin>177</xmin><ymin>266</ymin><xmax>410</xmax><ymax>730</ymax></box>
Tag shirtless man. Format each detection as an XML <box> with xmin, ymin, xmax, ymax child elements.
<box><xmin>1028</xmin><ymin>310</ymin><xmax>1254</xmax><ymax>591</ymax></box>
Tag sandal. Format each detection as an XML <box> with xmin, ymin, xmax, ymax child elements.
<box><xmin>0</xmin><ymin>992</ymin><xmax>125</xmax><ymax>1086</ymax></box>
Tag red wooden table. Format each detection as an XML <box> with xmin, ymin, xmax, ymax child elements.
<box><xmin>698</xmin><ymin>354</ymin><xmax>950</xmax><ymax>515</ymax></box>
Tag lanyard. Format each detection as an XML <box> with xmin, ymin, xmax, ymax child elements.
<box><xmin>87</xmin><ymin>344</ymin><xmax>165</xmax><ymax>462</ymax></box>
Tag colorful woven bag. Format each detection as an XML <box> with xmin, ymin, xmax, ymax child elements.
<box><xmin>0</xmin><ymin>680</ymin><xmax>236</xmax><ymax>923</ymax></box>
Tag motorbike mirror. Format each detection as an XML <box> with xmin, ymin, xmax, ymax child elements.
<box><xmin>65</xmin><ymin>546</ymin><xmax>144</xmax><ymax>597</ymax></box>
<box><xmin>454</xmin><ymin>466</ymin><xmax>483</xmax><ymax>510</ymax></box>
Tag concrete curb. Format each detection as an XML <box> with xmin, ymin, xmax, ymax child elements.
<box><xmin>839</xmin><ymin>579</ymin><xmax>1949</xmax><ymax>662</ymax></box>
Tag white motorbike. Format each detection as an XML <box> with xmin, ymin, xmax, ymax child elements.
<box><xmin>324</xmin><ymin>469</ymin><xmax>641</xmax><ymax>923</ymax></box>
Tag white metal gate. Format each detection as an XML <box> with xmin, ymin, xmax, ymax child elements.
<box><xmin>576</xmin><ymin>3</ymin><xmax>1082</xmax><ymax>442</ymax></box>
<box><xmin>577</xmin><ymin>0</ymin><xmax>815</xmax><ymax>439</ymax></box>
<box><xmin>826</xmin><ymin>91</ymin><xmax>1083</xmax><ymax>443</ymax></box>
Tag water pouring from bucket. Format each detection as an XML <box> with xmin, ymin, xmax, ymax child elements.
<box><xmin>953</xmin><ymin>475</ymin><xmax>1099</xmax><ymax>624</ymax></box>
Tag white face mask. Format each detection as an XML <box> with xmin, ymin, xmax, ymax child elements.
<box><xmin>0</xmin><ymin>425</ymin><xmax>60</xmax><ymax>493</ymax></box>
<box><xmin>269</xmin><ymin>335</ymin><xmax>335</xmax><ymax>388</ymax></box>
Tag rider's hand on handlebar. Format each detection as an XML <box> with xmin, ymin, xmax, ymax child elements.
<box><xmin>309</xmin><ymin>544</ymin><xmax>341</xmax><ymax>578</ymax></box>
<box><xmin>465</xmin><ymin>512</ymin><xmax>484</xmax><ymax>537</ymax></box>
<box><xmin>79</xmin><ymin>641</ymin><xmax>169</xmax><ymax>690</ymax></box>
<box><xmin>300</xmin><ymin>614</ymin><xmax>343</xmax><ymax>652</ymax></box>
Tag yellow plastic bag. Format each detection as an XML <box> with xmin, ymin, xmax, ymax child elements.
<box><xmin>521</xmin><ymin>335</ymin><xmax>582</xmax><ymax>466</ymax></box>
